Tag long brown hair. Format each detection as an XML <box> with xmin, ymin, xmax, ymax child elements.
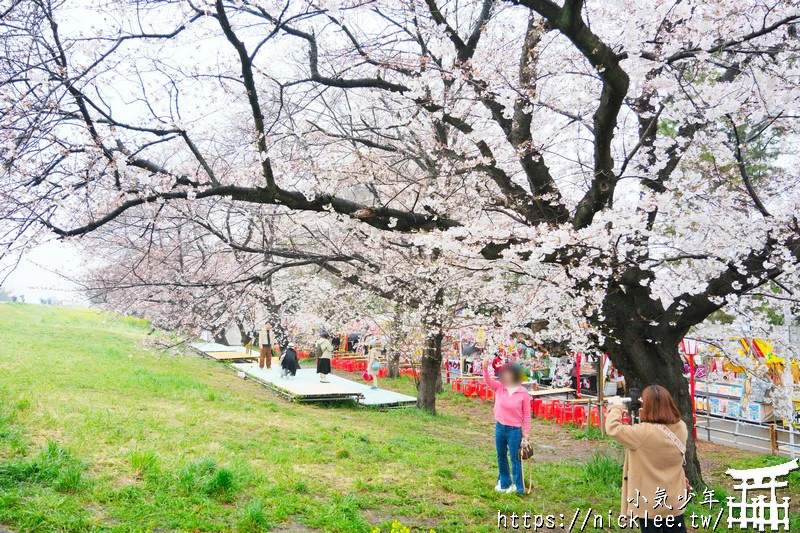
<box><xmin>640</xmin><ymin>385</ymin><xmax>681</xmax><ymax>425</ymax></box>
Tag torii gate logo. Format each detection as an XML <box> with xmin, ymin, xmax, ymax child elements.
<box><xmin>726</xmin><ymin>458</ymin><xmax>798</xmax><ymax>531</ymax></box>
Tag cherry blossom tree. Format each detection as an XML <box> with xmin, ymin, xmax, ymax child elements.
<box><xmin>78</xmin><ymin>199</ymin><xmax>364</xmax><ymax>344</ymax></box>
<box><xmin>2</xmin><ymin>0</ymin><xmax>800</xmax><ymax>482</ymax></box>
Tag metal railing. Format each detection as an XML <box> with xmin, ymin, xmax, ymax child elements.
<box><xmin>695</xmin><ymin>410</ymin><xmax>800</xmax><ymax>458</ymax></box>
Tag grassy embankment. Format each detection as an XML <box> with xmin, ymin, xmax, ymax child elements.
<box><xmin>0</xmin><ymin>304</ymin><xmax>797</xmax><ymax>532</ymax></box>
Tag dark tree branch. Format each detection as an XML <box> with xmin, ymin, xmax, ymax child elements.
<box><xmin>666</xmin><ymin>232</ymin><xmax>800</xmax><ymax>328</ymax></box>
<box><xmin>726</xmin><ymin>114</ymin><xmax>772</xmax><ymax>218</ymax></box>
<box><xmin>643</xmin><ymin>15</ymin><xmax>800</xmax><ymax>64</ymax></box>
<box><xmin>511</xmin><ymin>0</ymin><xmax>630</xmax><ymax>229</ymax></box>
<box><xmin>215</xmin><ymin>0</ymin><xmax>277</xmax><ymax>192</ymax></box>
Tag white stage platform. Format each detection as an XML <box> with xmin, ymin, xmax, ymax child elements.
<box><xmin>231</xmin><ymin>363</ymin><xmax>416</xmax><ymax>407</ymax></box>
<box><xmin>190</xmin><ymin>342</ymin><xmax>256</xmax><ymax>361</ymax></box>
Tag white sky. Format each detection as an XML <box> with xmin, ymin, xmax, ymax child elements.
<box><xmin>2</xmin><ymin>240</ymin><xmax>86</xmax><ymax>305</ymax></box>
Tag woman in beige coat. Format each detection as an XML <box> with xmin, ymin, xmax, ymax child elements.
<box><xmin>605</xmin><ymin>385</ymin><xmax>689</xmax><ymax>533</ymax></box>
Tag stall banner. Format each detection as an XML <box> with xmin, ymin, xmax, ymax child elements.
<box><xmin>753</xmin><ymin>338</ymin><xmax>774</xmax><ymax>359</ymax></box>
<box><xmin>680</xmin><ymin>339</ymin><xmax>699</xmax><ymax>356</ymax></box>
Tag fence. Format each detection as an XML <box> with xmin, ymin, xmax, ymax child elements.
<box><xmin>695</xmin><ymin>411</ymin><xmax>800</xmax><ymax>458</ymax></box>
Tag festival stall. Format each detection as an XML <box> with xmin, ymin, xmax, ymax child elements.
<box><xmin>685</xmin><ymin>336</ymin><xmax>800</xmax><ymax>456</ymax></box>
<box><xmin>688</xmin><ymin>338</ymin><xmax>778</xmax><ymax>424</ymax></box>
<box><xmin>442</xmin><ymin>326</ymin><xmax>626</xmax><ymax>430</ymax></box>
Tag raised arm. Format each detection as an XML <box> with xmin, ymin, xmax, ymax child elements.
<box><xmin>483</xmin><ymin>362</ymin><xmax>501</xmax><ymax>391</ymax></box>
<box><xmin>605</xmin><ymin>404</ymin><xmax>647</xmax><ymax>450</ymax></box>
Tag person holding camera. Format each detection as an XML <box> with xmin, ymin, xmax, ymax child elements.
<box><xmin>606</xmin><ymin>386</ymin><xmax>689</xmax><ymax>533</ymax></box>
<box><xmin>483</xmin><ymin>355</ymin><xmax>531</xmax><ymax>495</ymax></box>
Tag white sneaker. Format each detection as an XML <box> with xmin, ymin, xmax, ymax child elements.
<box><xmin>493</xmin><ymin>481</ymin><xmax>516</xmax><ymax>493</ymax></box>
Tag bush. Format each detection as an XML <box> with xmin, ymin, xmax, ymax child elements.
<box><xmin>582</xmin><ymin>451</ymin><xmax>623</xmax><ymax>486</ymax></box>
<box><xmin>237</xmin><ymin>500</ymin><xmax>271</xmax><ymax>532</ymax></box>
<box><xmin>130</xmin><ymin>450</ymin><xmax>159</xmax><ymax>476</ymax></box>
<box><xmin>205</xmin><ymin>467</ymin><xmax>235</xmax><ymax>497</ymax></box>
<box><xmin>53</xmin><ymin>464</ymin><xmax>84</xmax><ymax>493</ymax></box>
<box><xmin>0</xmin><ymin>441</ymin><xmax>85</xmax><ymax>492</ymax></box>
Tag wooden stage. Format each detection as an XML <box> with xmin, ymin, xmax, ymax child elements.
<box><xmin>190</xmin><ymin>342</ymin><xmax>257</xmax><ymax>361</ymax></box>
<box><xmin>232</xmin><ymin>363</ymin><xmax>417</xmax><ymax>407</ymax></box>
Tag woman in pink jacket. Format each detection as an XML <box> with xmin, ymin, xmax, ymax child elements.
<box><xmin>483</xmin><ymin>357</ymin><xmax>531</xmax><ymax>495</ymax></box>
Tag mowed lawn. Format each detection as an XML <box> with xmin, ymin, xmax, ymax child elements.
<box><xmin>0</xmin><ymin>304</ymin><xmax>798</xmax><ymax>533</ymax></box>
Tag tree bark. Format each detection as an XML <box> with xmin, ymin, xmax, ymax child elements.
<box><xmin>417</xmin><ymin>328</ymin><xmax>444</xmax><ymax>414</ymax></box>
<box><xmin>605</xmin><ymin>338</ymin><xmax>702</xmax><ymax>485</ymax></box>
<box><xmin>235</xmin><ymin>320</ymin><xmax>249</xmax><ymax>346</ymax></box>
<box><xmin>603</xmin><ymin>281</ymin><xmax>703</xmax><ymax>485</ymax></box>
<box><xmin>387</xmin><ymin>349</ymin><xmax>401</xmax><ymax>379</ymax></box>
<box><xmin>212</xmin><ymin>328</ymin><xmax>229</xmax><ymax>346</ymax></box>
<box><xmin>417</xmin><ymin>286</ymin><xmax>446</xmax><ymax>414</ymax></box>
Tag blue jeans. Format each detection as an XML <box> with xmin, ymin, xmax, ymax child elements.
<box><xmin>495</xmin><ymin>422</ymin><xmax>523</xmax><ymax>494</ymax></box>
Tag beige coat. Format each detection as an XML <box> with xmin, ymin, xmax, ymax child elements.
<box><xmin>259</xmin><ymin>328</ymin><xmax>274</xmax><ymax>348</ymax></box>
<box><xmin>605</xmin><ymin>405</ymin><xmax>688</xmax><ymax>519</ymax></box>
<box><xmin>314</xmin><ymin>338</ymin><xmax>333</xmax><ymax>359</ymax></box>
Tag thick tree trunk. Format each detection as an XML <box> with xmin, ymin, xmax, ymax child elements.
<box><xmin>235</xmin><ymin>320</ymin><xmax>249</xmax><ymax>346</ymax></box>
<box><xmin>605</xmin><ymin>339</ymin><xmax>702</xmax><ymax>486</ymax></box>
<box><xmin>212</xmin><ymin>328</ymin><xmax>229</xmax><ymax>346</ymax></box>
<box><xmin>387</xmin><ymin>350</ymin><xmax>401</xmax><ymax>379</ymax></box>
<box><xmin>417</xmin><ymin>329</ymin><xmax>444</xmax><ymax>414</ymax></box>
<box><xmin>603</xmin><ymin>280</ymin><xmax>703</xmax><ymax>486</ymax></box>
<box><xmin>417</xmin><ymin>286</ymin><xmax>446</xmax><ymax>414</ymax></box>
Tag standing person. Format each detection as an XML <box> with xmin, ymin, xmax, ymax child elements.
<box><xmin>259</xmin><ymin>322</ymin><xmax>275</xmax><ymax>370</ymax></box>
<box><xmin>366</xmin><ymin>344</ymin><xmax>381</xmax><ymax>390</ymax></box>
<box><xmin>279</xmin><ymin>342</ymin><xmax>301</xmax><ymax>379</ymax></box>
<box><xmin>606</xmin><ymin>386</ymin><xmax>688</xmax><ymax>533</ymax></box>
<box><xmin>314</xmin><ymin>331</ymin><xmax>334</xmax><ymax>383</ymax></box>
<box><xmin>491</xmin><ymin>352</ymin><xmax>504</xmax><ymax>376</ymax></box>
<box><xmin>483</xmin><ymin>356</ymin><xmax>531</xmax><ymax>495</ymax></box>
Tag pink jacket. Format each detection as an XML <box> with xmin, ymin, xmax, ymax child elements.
<box><xmin>483</xmin><ymin>366</ymin><xmax>531</xmax><ymax>434</ymax></box>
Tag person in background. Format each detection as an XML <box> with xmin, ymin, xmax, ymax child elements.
<box><xmin>259</xmin><ymin>322</ymin><xmax>275</xmax><ymax>370</ymax></box>
<box><xmin>366</xmin><ymin>344</ymin><xmax>381</xmax><ymax>390</ymax></box>
<box><xmin>245</xmin><ymin>330</ymin><xmax>257</xmax><ymax>357</ymax></box>
<box><xmin>279</xmin><ymin>342</ymin><xmax>300</xmax><ymax>379</ymax></box>
<box><xmin>569</xmin><ymin>357</ymin><xmax>579</xmax><ymax>390</ymax></box>
<box><xmin>483</xmin><ymin>356</ymin><xmax>531</xmax><ymax>495</ymax></box>
<box><xmin>314</xmin><ymin>331</ymin><xmax>334</xmax><ymax>383</ymax></box>
<box><xmin>491</xmin><ymin>352</ymin><xmax>504</xmax><ymax>377</ymax></box>
<box><xmin>606</xmin><ymin>386</ymin><xmax>688</xmax><ymax>533</ymax></box>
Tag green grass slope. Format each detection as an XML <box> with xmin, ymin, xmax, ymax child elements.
<box><xmin>0</xmin><ymin>304</ymin><xmax>796</xmax><ymax>532</ymax></box>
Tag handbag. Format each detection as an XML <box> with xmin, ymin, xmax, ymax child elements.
<box><xmin>519</xmin><ymin>439</ymin><xmax>534</xmax><ymax>494</ymax></box>
<box><xmin>519</xmin><ymin>439</ymin><xmax>534</xmax><ymax>460</ymax></box>
<box><xmin>362</xmin><ymin>371</ymin><xmax>373</xmax><ymax>382</ymax></box>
